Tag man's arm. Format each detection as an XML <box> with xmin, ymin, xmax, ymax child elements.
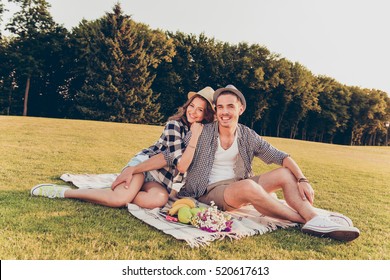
<box><xmin>282</xmin><ymin>156</ymin><xmax>315</xmax><ymax>205</ymax></box>
<box><xmin>111</xmin><ymin>154</ymin><xmax>167</xmax><ymax>189</ymax></box>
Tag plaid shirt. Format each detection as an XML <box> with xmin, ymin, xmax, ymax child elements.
<box><xmin>178</xmin><ymin>122</ymin><xmax>289</xmax><ymax>198</ymax></box>
<box><xmin>131</xmin><ymin>120</ymin><xmax>190</xmax><ymax>192</ymax></box>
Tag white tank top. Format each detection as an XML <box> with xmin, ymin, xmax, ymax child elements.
<box><xmin>208</xmin><ymin>133</ymin><xmax>239</xmax><ymax>184</ymax></box>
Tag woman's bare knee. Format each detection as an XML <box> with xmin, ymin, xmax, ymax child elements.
<box><xmin>100</xmin><ymin>184</ymin><xmax>139</xmax><ymax>207</ymax></box>
<box><xmin>150</xmin><ymin>191</ymin><xmax>169</xmax><ymax>208</ymax></box>
<box><xmin>147</xmin><ymin>188</ymin><xmax>169</xmax><ymax>207</ymax></box>
<box><xmin>133</xmin><ymin>182</ymin><xmax>169</xmax><ymax>208</ymax></box>
<box><xmin>103</xmin><ymin>193</ymin><xmax>130</xmax><ymax>207</ymax></box>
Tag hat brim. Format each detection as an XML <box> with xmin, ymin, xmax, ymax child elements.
<box><xmin>213</xmin><ymin>87</ymin><xmax>246</xmax><ymax>112</ymax></box>
<box><xmin>187</xmin><ymin>89</ymin><xmax>214</xmax><ymax>109</ymax></box>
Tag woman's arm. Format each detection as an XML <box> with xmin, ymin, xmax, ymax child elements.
<box><xmin>162</xmin><ymin>120</ymin><xmax>203</xmax><ymax>174</ymax></box>
<box><xmin>112</xmin><ymin>120</ymin><xmax>189</xmax><ymax>190</ymax></box>
<box><xmin>111</xmin><ymin>154</ymin><xmax>167</xmax><ymax>190</ymax></box>
<box><xmin>176</xmin><ymin>122</ymin><xmax>203</xmax><ymax>173</ymax></box>
<box><xmin>112</xmin><ymin>120</ymin><xmax>203</xmax><ymax>190</ymax></box>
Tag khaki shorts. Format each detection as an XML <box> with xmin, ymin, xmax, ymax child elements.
<box><xmin>198</xmin><ymin>176</ymin><xmax>260</xmax><ymax>211</ymax></box>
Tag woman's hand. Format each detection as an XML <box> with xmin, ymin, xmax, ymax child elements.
<box><xmin>190</xmin><ymin>122</ymin><xmax>204</xmax><ymax>138</ymax></box>
<box><xmin>111</xmin><ymin>166</ymin><xmax>135</xmax><ymax>190</ymax></box>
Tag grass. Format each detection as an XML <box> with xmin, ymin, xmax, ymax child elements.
<box><xmin>0</xmin><ymin>116</ymin><xmax>389</xmax><ymax>260</ymax></box>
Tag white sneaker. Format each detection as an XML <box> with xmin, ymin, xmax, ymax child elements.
<box><xmin>328</xmin><ymin>213</ymin><xmax>353</xmax><ymax>227</ymax></box>
<box><xmin>31</xmin><ymin>184</ymin><xmax>70</xmax><ymax>198</ymax></box>
<box><xmin>302</xmin><ymin>215</ymin><xmax>360</xmax><ymax>242</ymax></box>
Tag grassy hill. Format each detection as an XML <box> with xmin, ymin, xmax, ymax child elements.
<box><xmin>0</xmin><ymin>116</ymin><xmax>389</xmax><ymax>259</ymax></box>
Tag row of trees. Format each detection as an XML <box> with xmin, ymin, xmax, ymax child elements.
<box><xmin>1</xmin><ymin>1</ymin><xmax>389</xmax><ymax>145</ymax></box>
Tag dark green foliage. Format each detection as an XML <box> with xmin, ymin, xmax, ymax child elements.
<box><xmin>0</xmin><ymin>1</ymin><xmax>4</xmax><ymax>31</ymax></box>
<box><xmin>67</xmin><ymin>4</ymin><xmax>174</xmax><ymax>124</ymax></box>
<box><xmin>0</xmin><ymin>2</ymin><xmax>388</xmax><ymax>145</ymax></box>
<box><xmin>2</xmin><ymin>0</ymin><xmax>72</xmax><ymax>117</ymax></box>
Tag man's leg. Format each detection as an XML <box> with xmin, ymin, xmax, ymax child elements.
<box><xmin>223</xmin><ymin>179</ymin><xmax>306</xmax><ymax>223</ymax></box>
<box><xmin>257</xmin><ymin>167</ymin><xmax>318</xmax><ymax>222</ymax></box>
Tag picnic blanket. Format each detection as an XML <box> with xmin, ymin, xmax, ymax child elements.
<box><xmin>60</xmin><ymin>173</ymin><xmax>120</xmax><ymax>189</ymax></box>
<box><xmin>60</xmin><ymin>173</ymin><xmax>330</xmax><ymax>247</ymax></box>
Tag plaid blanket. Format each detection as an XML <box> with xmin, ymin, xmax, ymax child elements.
<box><xmin>61</xmin><ymin>173</ymin><xmax>327</xmax><ymax>247</ymax></box>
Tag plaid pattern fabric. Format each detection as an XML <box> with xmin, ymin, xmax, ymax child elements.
<box><xmin>129</xmin><ymin>120</ymin><xmax>190</xmax><ymax>192</ymax></box>
<box><xmin>178</xmin><ymin>122</ymin><xmax>289</xmax><ymax>198</ymax></box>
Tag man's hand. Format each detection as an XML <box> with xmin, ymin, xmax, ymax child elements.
<box><xmin>111</xmin><ymin>166</ymin><xmax>135</xmax><ymax>190</ymax></box>
<box><xmin>298</xmin><ymin>181</ymin><xmax>315</xmax><ymax>205</ymax></box>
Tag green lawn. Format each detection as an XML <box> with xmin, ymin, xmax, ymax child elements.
<box><xmin>0</xmin><ymin>116</ymin><xmax>389</xmax><ymax>259</ymax></box>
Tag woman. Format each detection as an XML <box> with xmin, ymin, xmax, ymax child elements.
<box><xmin>31</xmin><ymin>87</ymin><xmax>215</xmax><ymax>209</ymax></box>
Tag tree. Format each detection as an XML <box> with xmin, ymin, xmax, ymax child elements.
<box><xmin>306</xmin><ymin>77</ymin><xmax>350</xmax><ymax>143</ymax></box>
<box><xmin>360</xmin><ymin>89</ymin><xmax>389</xmax><ymax>145</ymax></box>
<box><xmin>69</xmin><ymin>4</ymin><xmax>174</xmax><ymax>123</ymax></box>
<box><xmin>0</xmin><ymin>1</ymin><xmax>5</xmax><ymax>34</ymax></box>
<box><xmin>153</xmin><ymin>32</ymin><xmax>208</xmax><ymax>120</ymax></box>
<box><xmin>264</xmin><ymin>58</ymin><xmax>294</xmax><ymax>137</ymax></box>
<box><xmin>230</xmin><ymin>43</ymin><xmax>272</xmax><ymax>129</ymax></box>
<box><xmin>0</xmin><ymin>36</ymin><xmax>17</xmax><ymax>115</ymax></box>
<box><xmin>283</xmin><ymin>63</ymin><xmax>319</xmax><ymax>139</ymax></box>
<box><xmin>0</xmin><ymin>2</ymin><xmax>8</xmax><ymax>113</ymax></box>
<box><xmin>347</xmin><ymin>87</ymin><xmax>374</xmax><ymax>145</ymax></box>
<box><xmin>6</xmin><ymin>0</ymin><xmax>70</xmax><ymax>117</ymax></box>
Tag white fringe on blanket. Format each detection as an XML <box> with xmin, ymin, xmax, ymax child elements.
<box><xmin>60</xmin><ymin>173</ymin><xmax>331</xmax><ymax>247</ymax></box>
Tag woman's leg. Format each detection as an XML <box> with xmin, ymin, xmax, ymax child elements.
<box><xmin>132</xmin><ymin>181</ymin><xmax>169</xmax><ymax>209</ymax></box>
<box><xmin>64</xmin><ymin>173</ymin><xmax>146</xmax><ymax>208</ymax></box>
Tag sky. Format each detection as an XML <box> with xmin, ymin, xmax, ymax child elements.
<box><xmin>2</xmin><ymin>0</ymin><xmax>389</xmax><ymax>94</ymax></box>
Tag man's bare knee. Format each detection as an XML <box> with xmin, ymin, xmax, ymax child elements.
<box><xmin>276</xmin><ymin>167</ymin><xmax>296</xmax><ymax>185</ymax></box>
<box><xmin>226</xmin><ymin>179</ymin><xmax>267</xmax><ymax>206</ymax></box>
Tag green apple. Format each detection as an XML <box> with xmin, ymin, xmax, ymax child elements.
<box><xmin>190</xmin><ymin>207</ymin><xmax>202</xmax><ymax>216</ymax></box>
<box><xmin>178</xmin><ymin>206</ymin><xmax>192</xmax><ymax>224</ymax></box>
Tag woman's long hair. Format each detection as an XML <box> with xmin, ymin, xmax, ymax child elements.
<box><xmin>169</xmin><ymin>95</ymin><xmax>215</xmax><ymax>126</ymax></box>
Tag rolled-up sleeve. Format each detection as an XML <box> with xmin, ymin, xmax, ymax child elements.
<box><xmin>253</xmin><ymin>132</ymin><xmax>289</xmax><ymax>165</ymax></box>
<box><xmin>162</xmin><ymin>121</ymin><xmax>187</xmax><ymax>168</ymax></box>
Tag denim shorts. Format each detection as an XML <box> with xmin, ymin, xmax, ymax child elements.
<box><xmin>126</xmin><ymin>154</ymin><xmax>156</xmax><ymax>183</ymax></box>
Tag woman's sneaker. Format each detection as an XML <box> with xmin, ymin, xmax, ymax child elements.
<box><xmin>31</xmin><ymin>184</ymin><xmax>70</xmax><ymax>198</ymax></box>
<box><xmin>302</xmin><ymin>215</ymin><xmax>360</xmax><ymax>242</ymax></box>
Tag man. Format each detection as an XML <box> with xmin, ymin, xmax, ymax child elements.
<box><xmin>117</xmin><ymin>85</ymin><xmax>360</xmax><ymax>242</ymax></box>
